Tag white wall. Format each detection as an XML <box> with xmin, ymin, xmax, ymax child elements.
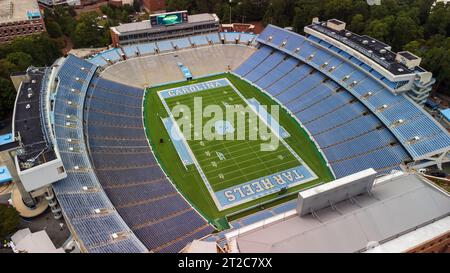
<box><xmin>17</xmin><ymin>158</ymin><xmax>67</xmax><ymax>192</ymax></box>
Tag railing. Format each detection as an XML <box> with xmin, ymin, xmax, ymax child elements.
<box><xmin>39</xmin><ymin>67</ymin><xmax>53</xmax><ymax>148</ymax></box>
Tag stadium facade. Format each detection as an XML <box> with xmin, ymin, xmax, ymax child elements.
<box><xmin>4</xmin><ymin>16</ymin><xmax>450</xmax><ymax>253</ymax></box>
<box><xmin>110</xmin><ymin>11</ymin><xmax>220</xmax><ymax>47</ymax></box>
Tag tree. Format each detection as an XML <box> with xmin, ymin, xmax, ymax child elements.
<box><xmin>0</xmin><ymin>204</ymin><xmax>20</xmax><ymax>240</ymax></box>
<box><xmin>71</xmin><ymin>12</ymin><xmax>110</xmax><ymax>48</ymax></box>
<box><xmin>0</xmin><ymin>59</ymin><xmax>17</xmax><ymax>79</ymax></box>
<box><xmin>424</xmin><ymin>2</ymin><xmax>450</xmax><ymax>38</ymax></box>
<box><xmin>324</xmin><ymin>0</ymin><xmax>353</xmax><ymax>23</ymax></box>
<box><xmin>166</xmin><ymin>0</ymin><xmax>192</xmax><ymax>12</ymax></box>
<box><xmin>349</xmin><ymin>14</ymin><xmax>365</xmax><ymax>34</ymax></box>
<box><xmin>6</xmin><ymin>52</ymin><xmax>33</xmax><ymax>71</ymax></box>
<box><xmin>46</xmin><ymin>20</ymin><xmax>63</xmax><ymax>38</ymax></box>
<box><xmin>0</xmin><ymin>33</ymin><xmax>62</xmax><ymax>121</ymax></box>
<box><xmin>369</xmin><ymin>0</ymin><xmax>400</xmax><ymax>19</ymax></box>
<box><xmin>133</xmin><ymin>0</ymin><xmax>142</xmax><ymax>12</ymax></box>
<box><xmin>292</xmin><ymin>0</ymin><xmax>324</xmax><ymax>33</ymax></box>
<box><xmin>365</xmin><ymin>17</ymin><xmax>394</xmax><ymax>43</ymax></box>
<box><xmin>391</xmin><ymin>15</ymin><xmax>422</xmax><ymax>50</ymax></box>
<box><xmin>263</xmin><ymin>0</ymin><xmax>296</xmax><ymax>27</ymax></box>
<box><xmin>405</xmin><ymin>35</ymin><xmax>450</xmax><ymax>95</ymax></box>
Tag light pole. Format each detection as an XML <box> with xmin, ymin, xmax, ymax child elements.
<box><xmin>229</xmin><ymin>0</ymin><xmax>232</xmax><ymax>24</ymax></box>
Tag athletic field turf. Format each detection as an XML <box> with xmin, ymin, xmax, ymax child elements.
<box><xmin>144</xmin><ymin>73</ymin><xmax>334</xmax><ymax>229</ymax></box>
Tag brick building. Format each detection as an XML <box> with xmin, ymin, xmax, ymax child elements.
<box><xmin>0</xmin><ymin>0</ymin><xmax>46</xmax><ymax>43</ymax></box>
<box><xmin>142</xmin><ymin>0</ymin><xmax>165</xmax><ymax>12</ymax></box>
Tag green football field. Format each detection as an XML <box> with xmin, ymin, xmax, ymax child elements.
<box><xmin>144</xmin><ymin>73</ymin><xmax>334</xmax><ymax>229</ymax></box>
<box><xmin>163</xmin><ymin>84</ymin><xmax>302</xmax><ymax>192</ymax></box>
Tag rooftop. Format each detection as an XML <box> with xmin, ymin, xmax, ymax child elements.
<box><xmin>0</xmin><ymin>166</ymin><xmax>12</xmax><ymax>184</ymax></box>
<box><xmin>232</xmin><ymin>172</ymin><xmax>450</xmax><ymax>253</ymax></box>
<box><xmin>0</xmin><ymin>133</ymin><xmax>20</xmax><ymax>152</ymax></box>
<box><xmin>13</xmin><ymin>68</ymin><xmax>56</xmax><ymax>171</ymax></box>
<box><xmin>0</xmin><ymin>0</ymin><xmax>41</xmax><ymax>24</ymax></box>
<box><xmin>306</xmin><ymin>20</ymin><xmax>425</xmax><ymax>76</ymax></box>
<box><xmin>0</xmin><ymin>133</ymin><xmax>13</xmax><ymax>145</ymax></box>
<box><xmin>398</xmin><ymin>51</ymin><xmax>419</xmax><ymax>61</ymax></box>
<box><xmin>11</xmin><ymin>228</ymin><xmax>65</xmax><ymax>253</ymax></box>
<box><xmin>113</xmin><ymin>13</ymin><xmax>218</xmax><ymax>34</ymax></box>
<box><xmin>440</xmin><ymin>108</ymin><xmax>450</xmax><ymax>122</ymax></box>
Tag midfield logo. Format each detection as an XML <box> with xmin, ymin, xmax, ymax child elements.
<box><xmin>169</xmin><ymin>97</ymin><xmax>281</xmax><ymax>151</ymax></box>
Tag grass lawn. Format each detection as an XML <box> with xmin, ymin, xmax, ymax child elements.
<box><xmin>144</xmin><ymin>73</ymin><xmax>334</xmax><ymax>230</ymax></box>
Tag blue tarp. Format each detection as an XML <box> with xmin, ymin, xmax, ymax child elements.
<box><xmin>0</xmin><ymin>133</ymin><xmax>13</xmax><ymax>146</ymax></box>
<box><xmin>27</xmin><ymin>11</ymin><xmax>41</xmax><ymax>19</ymax></box>
<box><xmin>0</xmin><ymin>166</ymin><xmax>12</xmax><ymax>184</ymax></box>
<box><xmin>440</xmin><ymin>108</ymin><xmax>450</xmax><ymax>122</ymax></box>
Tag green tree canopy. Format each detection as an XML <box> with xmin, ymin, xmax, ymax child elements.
<box><xmin>0</xmin><ymin>205</ymin><xmax>20</xmax><ymax>240</ymax></box>
<box><xmin>6</xmin><ymin>52</ymin><xmax>33</xmax><ymax>71</ymax></box>
<box><xmin>45</xmin><ymin>20</ymin><xmax>63</xmax><ymax>38</ymax></box>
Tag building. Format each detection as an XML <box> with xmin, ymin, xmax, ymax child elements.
<box><xmin>10</xmin><ymin>228</ymin><xmax>65</xmax><ymax>253</ymax></box>
<box><xmin>225</xmin><ymin>169</ymin><xmax>450</xmax><ymax>253</ymax></box>
<box><xmin>11</xmin><ymin>67</ymin><xmax>65</xmax><ymax>216</ymax></box>
<box><xmin>304</xmin><ymin>19</ymin><xmax>435</xmax><ymax>105</ymax></box>
<box><xmin>110</xmin><ymin>11</ymin><xmax>220</xmax><ymax>46</ymax></box>
<box><xmin>6</xmin><ymin>17</ymin><xmax>450</xmax><ymax>253</ymax></box>
<box><xmin>433</xmin><ymin>0</ymin><xmax>449</xmax><ymax>6</ymax></box>
<box><xmin>142</xmin><ymin>0</ymin><xmax>165</xmax><ymax>12</ymax></box>
<box><xmin>38</xmin><ymin>0</ymin><xmax>108</xmax><ymax>7</ymax></box>
<box><xmin>439</xmin><ymin>108</ymin><xmax>450</xmax><ymax>126</ymax></box>
<box><xmin>221</xmin><ymin>23</ymin><xmax>256</xmax><ymax>34</ymax></box>
<box><xmin>0</xmin><ymin>0</ymin><xmax>46</xmax><ymax>43</ymax></box>
<box><xmin>38</xmin><ymin>0</ymin><xmax>81</xmax><ymax>7</ymax></box>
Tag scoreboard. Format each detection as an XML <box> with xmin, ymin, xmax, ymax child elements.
<box><xmin>150</xmin><ymin>11</ymin><xmax>188</xmax><ymax>26</ymax></box>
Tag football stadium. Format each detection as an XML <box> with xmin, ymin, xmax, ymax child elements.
<box><xmin>2</xmin><ymin>12</ymin><xmax>450</xmax><ymax>254</ymax></box>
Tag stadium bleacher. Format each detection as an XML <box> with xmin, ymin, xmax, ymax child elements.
<box><xmin>44</xmin><ymin>25</ymin><xmax>450</xmax><ymax>253</ymax></box>
<box><xmin>88</xmin><ymin>32</ymin><xmax>257</xmax><ymax>68</ymax></box>
<box><xmin>253</xmin><ymin>25</ymin><xmax>450</xmax><ymax>161</ymax></box>
<box><xmin>172</xmin><ymin>37</ymin><xmax>191</xmax><ymax>49</ymax></box>
<box><xmin>122</xmin><ymin>44</ymin><xmax>140</xmax><ymax>58</ymax></box>
<box><xmin>99</xmin><ymin>48</ymin><xmax>122</xmax><ymax>62</ymax></box>
<box><xmin>156</xmin><ymin>40</ymin><xmax>174</xmax><ymax>52</ymax></box>
<box><xmin>88</xmin><ymin>55</ymin><xmax>108</xmax><ymax>67</ymax></box>
<box><xmin>52</xmin><ymin>55</ymin><xmax>148</xmax><ymax>253</ymax></box>
<box><xmin>205</xmin><ymin>33</ymin><xmax>220</xmax><ymax>44</ymax></box>
<box><xmin>51</xmin><ymin>54</ymin><xmax>214</xmax><ymax>253</ymax></box>
<box><xmin>234</xmin><ymin>35</ymin><xmax>418</xmax><ymax>177</ymax></box>
<box><xmin>138</xmin><ymin>42</ymin><xmax>157</xmax><ymax>55</ymax></box>
<box><xmin>190</xmin><ymin>35</ymin><xmax>209</xmax><ymax>46</ymax></box>
<box><xmin>84</xmin><ymin>74</ymin><xmax>214</xmax><ymax>252</ymax></box>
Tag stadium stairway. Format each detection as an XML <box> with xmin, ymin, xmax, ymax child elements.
<box><xmin>52</xmin><ymin>54</ymin><xmax>214</xmax><ymax>253</ymax></box>
<box><xmin>84</xmin><ymin>75</ymin><xmax>215</xmax><ymax>253</ymax></box>
<box><xmin>234</xmin><ymin>45</ymin><xmax>411</xmax><ymax>178</ymax></box>
<box><xmin>254</xmin><ymin>25</ymin><xmax>450</xmax><ymax>162</ymax></box>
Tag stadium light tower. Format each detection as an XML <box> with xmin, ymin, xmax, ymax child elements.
<box><xmin>229</xmin><ymin>1</ymin><xmax>242</xmax><ymax>24</ymax></box>
<box><xmin>229</xmin><ymin>0</ymin><xmax>232</xmax><ymax>24</ymax></box>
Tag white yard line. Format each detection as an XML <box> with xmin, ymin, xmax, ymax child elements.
<box><xmin>159</xmin><ymin>77</ymin><xmax>318</xmax><ymax>211</ymax></box>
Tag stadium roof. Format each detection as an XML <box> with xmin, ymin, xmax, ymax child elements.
<box><xmin>13</xmin><ymin>68</ymin><xmax>56</xmax><ymax>171</ymax></box>
<box><xmin>0</xmin><ymin>166</ymin><xmax>12</xmax><ymax>184</ymax></box>
<box><xmin>231</xmin><ymin>173</ymin><xmax>450</xmax><ymax>253</ymax></box>
<box><xmin>113</xmin><ymin>13</ymin><xmax>218</xmax><ymax>35</ymax></box>
<box><xmin>306</xmin><ymin>21</ymin><xmax>425</xmax><ymax>75</ymax></box>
